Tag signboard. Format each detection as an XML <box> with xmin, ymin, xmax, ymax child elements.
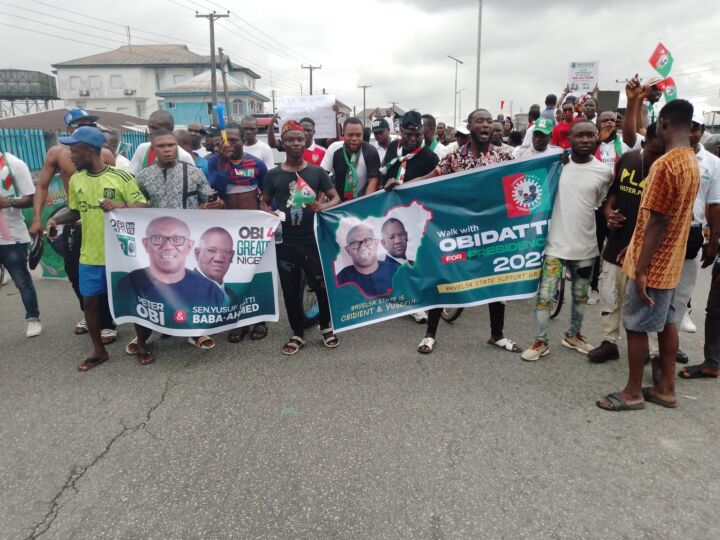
<box><xmin>568</xmin><ymin>61</ymin><xmax>599</xmax><ymax>93</ymax></box>
<box><xmin>277</xmin><ymin>94</ymin><xmax>336</xmax><ymax>139</ymax></box>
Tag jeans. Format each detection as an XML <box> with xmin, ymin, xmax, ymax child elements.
<box><xmin>535</xmin><ymin>256</ymin><xmax>594</xmax><ymax>342</ymax></box>
<box><xmin>705</xmin><ymin>262</ymin><xmax>720</xmax><ymax>369</ymax></box>
<box><xmin>276</xmin><ymin>242</ymin><xmax>331</xmax><ymax>337</ymax></box>
<box><xmin>598</xmin><ymin>260</ymin><xmax>629</xmax><ymax>344</ymax></box>
<box><xmin>0</xmin><ymin>243</ymin><xmax>39</xmax><ymax>319</ymax></box>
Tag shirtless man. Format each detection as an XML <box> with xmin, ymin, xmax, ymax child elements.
<box><xmin>28</xmin><ymin>108</ymin><xmax>117</xmax><ymax>339</ymax></box>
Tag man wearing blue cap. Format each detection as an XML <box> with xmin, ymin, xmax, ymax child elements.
<box><xmin>47</xmin><ymin>126</ymin><xmax>148</xmax><ymax>371</ymax></box>
<box><xmin>29</xmin><ymin>108</ymin><xmax>118</xmax><ymax>340</ymax></box>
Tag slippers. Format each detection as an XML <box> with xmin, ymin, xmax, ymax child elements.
<box><xmin>418</xmin><ymin>337</ymin><xmax>436</xmax><ymax>354</ymax></box>
<box><xmin>596</xmin><ymin>392</ymin><xmax>645</xmax><ymax>411</ymax></box>
<box><xmin>125</xmin><ymin>337</ymin><xmax>139</xmax><ymax>355</ymax></box>
<box><xmin>642</xmin><ymin>387</ymin><xmax>678</xmax><ymax>408</ymax></box>
<box><xmin>137</xmin><ymin>351</ymin><xmax>155</xmax><ymax>366</ymax></box>
<box><xmin>250</xmin><ymin>323</ymin><xmax>268</xmax><ymax>341</ymax></box>
<box><xmin>78</xmin><ymin>356</ymin><xmax>108</xmax><ymax>372</ymax></box>
<box><xmin>188</xmin><ymin>336</ymin><xmax>216</xmax><ymax>350</ymax></box>
<box><xmin>228</xmin><ymin>327</ymin><xmax>249</xmax><ymax>343</ymax></box>
<box><xmin>487</xmin><ymin>337</ymin><xmax>522</xmax><ymax>353</ymax></box>
<box><xmin>74</xmin><ymin>319</ymin><xmax>88</xmax><ymax>335</ymax></box>
<box><xmin>678</xmin><ymin>365</ymin><xmax>719</xmax><ymax>379</ymax></box>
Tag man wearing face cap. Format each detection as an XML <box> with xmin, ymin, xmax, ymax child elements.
<box><xmin>380</xmin><ymin>111</ymin><xmax>439</xmax><ymax>190</ymax></box>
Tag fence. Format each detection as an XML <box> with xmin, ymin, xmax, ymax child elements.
<box><xmin>0</xmin><ymin>129</ymin><xmax>47</xmax><ymax>170</ymax></box>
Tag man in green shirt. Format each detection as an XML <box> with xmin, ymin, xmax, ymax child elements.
<box><xmin>48</xmin><ymin>127</ymin><xmax>147</xmax><ymax>371</ymax></box>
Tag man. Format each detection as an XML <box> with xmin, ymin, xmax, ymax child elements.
<box><xmin>491</xmin><ymin>121</ymin><xmax>514</xmax><ymax>153</ymax></box>
<box><xmin>597</xmin><ymin>99</ymin><xmax>700</xmax><ymax>411</ymax></box>
<box><xmin>338</xmin><ymin>224</ymin><xmax>398</xmax><ymax>296</ymax></box>
<box><xmin>582</xmin><ymin>96</ymin><xmax>598</xmax><ymax>122</ymax></box>
<box><xmin>371</xmin><ymin>117</ymin><xmax>393</xmax><ymax>162</ymax></box>
<box><xmin>322</xmin><ymin>117</ymin><xmax>381</xmax><ymax>200</ymax></box>
<box><xmin>522</xmin><ymin>120</ymin><xmax>613</xmax><ymax>362</ymax></box>
<box><xmin>540</xmin><ymin>94</ymin><xmax>558</xmax><ymax>125</ymax></box>
<box><xmin>0</xmin><ymin>150</ymin><xmax>41</xmax><ymax>337</ymax></box>
<box><xmin>381</xmin><ymin>218</ymin><xmax>413</xmax><ymax>265</ymax></box>
<box><xmin>268</xmin><ymin>115</ymin><xmax>327</xmax><ymax>166</ymax></box>
<box><xmin>129</xmin><ymin>110</ymin><xmax>194</xmax><ymax>174</ymax></box>
<box><xmin>642</xmin><ymin>83</ymin><xmax>663</xmax><ymax>129</ymax></box>
<box><xmin>194</xmin><ymin>227</ymin><xmax>235</xmax><ymax>301</ymax></box>
<box><xmin>262</xmin><ymin>120</ymin><xmax>341</xmax><ymax>355</ymax></box>
<box><xmin>416</xmin><ymin>109</ymin><xmax>518</xmax><ymax>355</ymax></box>
<box><xmin>381</xmin><ymin>111</ymin><xmax>439</xmax><ymax>190</ymax></box>
<box><xmin>47</xmin><ymin>126</ymin><xmax>148</xmax><ymax>371</ymax></box>
<box><xmin>421</xmin><ymin>114</ymin><xmax>448</xmax><ymax>160</ymax></box>
<box><xmin>188</xmin><ymin>122</ymin><xmax>210</xmax><ymax>158</ymax></box>
<box><xmin>437</xmin><ymin>122</ymin><xmax>449</xmax><ymax>145</ymax></box>
<box><xmin>551</xmin><ymin>101</ymin><xmax>576</xmax><ymax>150</ymax></box>
<box><xmin>596</xmin><ymin>111</ymin><xmax>630</xmax><ymax>170</ymax></box>
<box><xmin>520</xmin><ymin>104</ymin><xmax>541</xmax><ymax>148</ymax></box>
<box><xmin>116</xmin><ymin>217</ymin><xmax>226</xmax><ymax>353</ymax></box>
<box><xmin>29</xmin><ymin>108</ymin><xmax>117</xmax><ymax>340</ymax></box>
<box><xmin>174</xmin><ymin>129</ymin><xmax>208</xmax><ymax>178</ymax></box>
<box><xmin>241</xmin><ymin>115</ymin><xmax>275</xmax><ymax>170</ymax></box>
<box><xmin>512</xmin><ymin>118</ymin><xmax>558</xmax><ymax>159</ymax></box>
<box><xmin>103</xmin><ymin>131</ymin><xmax>131</xmax><ymax>171</ymax></box>
<box><xmin>445</xmin><ymin>124</ymin><xmax>470</xmax><ymax>153</ymax></box>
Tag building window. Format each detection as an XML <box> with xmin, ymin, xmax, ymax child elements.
<box><xmin>89</xmin><ymin>76</ymin><xmax>101</xmax><ymax>89</ymax></box>
<box><xmin>173</xmin><ymin>75</ymin><xmax>187</xmax><ymax>85</ymax></box>
<box><xmin>155</xmin><ymin>71</ymin><xmax>165</xmax><ymax>90</ymax></box>
<box><xmin>110</xmin><ymin>75</ymin><xmax>123</xmax><ymax>89</ymax></box>
<box><xmin>136</xmin><ymin>100</ymin><xmax>145</xmax><ymax>118</ymax></box>
<box><xmin>69</xmin><ymin>77</ymin><xmax>81</xmax><ymax>90</ymax></box>
<box><xmin>166</xmin><ymin>102</ymin><xmax>176</xmax><ymax>109</ymax></box>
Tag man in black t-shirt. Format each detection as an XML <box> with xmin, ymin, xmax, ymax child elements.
<box><xmin>381</xmin><ymin>111</ymin><xmax>439</xmax><ymax>190</ymax></box>
<box><xmin>588</xmin><ymin>123</ymin><xmax>665</xmax><ymax>362</ymax></box>
<box><xmin>262</xmin><ymin>120</ymin><xmax>341</xmax><ymax>355</ymax></box>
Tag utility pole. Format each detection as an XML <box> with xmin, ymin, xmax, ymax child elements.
<box><xmin>218</xmin><ymin>47</ymin><xmax>232</xmax><ymax>121</ymax></box>
<box><xmin>358</xmin><ymin>83</ymin><xmax>371</xmax><ymax>127</ymax></box>
<box><xmin>456</xmin><ymin>88</ymin><xmax>466</xmax><ymax>126</ymax></box>
<box><xmin>475</xmin><ymin>0</ymin><xmax>483</xmax><ymax>108</ymax></box>
<box><xmin>301</xmin><ymin>65</ymin><xmax>321</xmax><ymax>95</ymax></box>
<box><xmin>271</xmin><ymin>90</ymin><xmax>276</xmax><ymax>113</ymax></box>
<box><xmin>196</xmin><ymin>10</ymin><xmax>229</xmax><ymax>122</ymax></box>
<box><xmin>447</xmin><ymin>54</ymin><xmax>464</xmax><ymax>128</ymax></box>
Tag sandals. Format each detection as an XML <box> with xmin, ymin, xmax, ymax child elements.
<box><xmin>678</xmin><ymin>365</ymin><xmax>720</xmax><ymax>379</ymax></box>
<box><xmin>642</xmin><ymin>387</ymin><xmax>677</xmax><ymax>408</ymax></box>
<box><xmin>101</xmin><ymin>328</ymin><xmax>117</xmax><ymax>345</ymax></box>
<box><xmin>125</xmin><ymin>337</ymin><xmax>139</xmax><ymax>355</ymax></box>
<box><xmin>250</xmin><ymin>323</ymin><xmax>269</xmax><ymax>340</ymax></box>
<box><xmin>487</xmin><ymin>337</ymin><xmax>521</xmax><ymax>353</ymax></box>
<box><xmin>596</xmin><ymin>392</ymin><xmax>645</xmax><ymax>411</ymax></box>
<box><xmin>75</xmin><ymin>319</ymin><xmax>88</xmax><ymax>335</ymax></box>
<box><xmin>228</xmin><ymin>327</ymin><xmax>249</xmax><ymax>343</ymax></box>
<box><xmin>320</xmin><ymin>327</ymin><xmax>339</xmax><ymax>348</ymax></box>
<box><xmin>137</xmin><ymin>350</ymin><xmax>155</xmax><ymax>366</ymax></box>
<box><xmin>78</xmin><ymin>356</ymin><xmax>109</xmax><ymax>372</ymax></box>
<box><xmin>418</xmin><ymin>337</ymin><xmax>436</xmax><ymax>354</ymax></box>
<box><xmin>188</xmin><ymin>336</ymin><xmax>216</xmax><ymax>350</ymax></box>
<box><xmin>282</xmin><ymin>336</ymin><xmax>305</xmax><ymax>355</ymax></box>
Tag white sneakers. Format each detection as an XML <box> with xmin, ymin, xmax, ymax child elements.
<box><xmin>561</xmin><ymin>333</ymin><xmax>594</xmax><ymax>354</ymax></box>
<box><xmin>521</xmin><ymin>340</ymin><xmax>549</xmax><ymax>362</ymax></box>
<box><xmin>681</xmin><ymin>312</ymin><xmax>697</xmax><ymax>333</ymax></box>
<box><xmin>26</xmin><ymin>318</ymin><xmax>42</xmax><ymax>338</ymax></box>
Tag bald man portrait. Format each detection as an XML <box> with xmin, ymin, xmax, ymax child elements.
<box><xmin>193</xmin><ymin>227</ymin><xmax>237</xmax><ymax>303</ymax></box>
<box><xmin>337</xmin><ymin>223</ymin><xmax>397</xmax><ymax>297</ymax></box>
<box><xmin>117</xmin><ymin>216</ymin><xmax>225</xmax><ymax>312</ymax></box>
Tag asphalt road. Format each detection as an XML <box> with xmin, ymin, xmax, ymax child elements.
<box><xmin>1</xmin><ymin>269</ymin><xmax>719</xmax><ymax>539</ymax></box>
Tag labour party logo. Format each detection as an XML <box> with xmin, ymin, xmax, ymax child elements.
<box><xmin>502</xmin><ymin>169</ymin><xmax>549</xmax><ymax>218</ymax></box>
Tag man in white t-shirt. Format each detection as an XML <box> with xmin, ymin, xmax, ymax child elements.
<box><xmin>129</xmin><ymin>110</ymin><xmax>194</xmax><ymax>174</ymax></box>
<box><xmin>371</xmin><ymin>118</ymin><xmax>395</xmax><ymax>162</ymax></box>
<box><xmin>188</xmin><ymin>123</ymin><xmax>210</xmax><ymax>158</ymax></box>
<box><xmin>520</xmin><ymin>104</ymin><xmax>542</xmax><ymax>148</ymax></box>
<box><xmin>513</xmin><ymin>118</ymin><xmax>559</xmax><ymax>159</ymax></box>
<box><xmin>421</xmin><ymin>114</ymin><xmax>448</xmax><ymax>160</ymax></box>
<box><xmin>241</xmin><ymin>116</ymin><xmax>275</xmax><ymax>170</ymax></box>
<box><xmin>0</xmin><ymin>151</ymin><xmax>42</xmax><ymax>337</ymax></box>
<box><xmin>522</xmin><ymin>120</ymin><xmax>613</xmax><ymax>361</ymax></box>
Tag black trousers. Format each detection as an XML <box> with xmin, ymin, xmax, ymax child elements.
<box><xmin>276</xmin><ymin>242</ymin><xmax>331</xmax><ymax>337</ymax></box>
<box><xmin>62</xmin><ymin>224</ymin><xmax>115</xmax><ymax>329</ymax></box>
<box><xmin>426</xmin><ymin>302</ymin><xmax>505</xmax><ymax>337</ymax></box>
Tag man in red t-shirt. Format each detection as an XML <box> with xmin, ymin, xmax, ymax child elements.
<box><xmin>268</xmin><ymin>115</ymin><xmax>326</xmax><ymax>166</ymax></box>
<box><xmin>551</xmin><ymin>101</ymin><xmax>576</xmax><ymax>149</ymax></box>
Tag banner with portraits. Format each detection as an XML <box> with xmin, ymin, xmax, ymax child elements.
<box><xmin>105</xmin><ymin>209</ymin><xmax>281</xmax><ymax>336</ymax></box>
<box><xmin>315</xmin><ymin>153</ymin><xmax>563</xmax><ymax>332</ymax></box>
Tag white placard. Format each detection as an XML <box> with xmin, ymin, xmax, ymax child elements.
<box><xmin>277</xmin><ymin>94</ymin><xmax>336</xmax><ymax>139</ymax></box>
<box><xmin>568</xmin><ymin>61</ymin><xmax>599</xmax><ymax>93</ymax></box>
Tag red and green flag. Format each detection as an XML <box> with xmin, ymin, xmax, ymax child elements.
<box><xmin>655</xmin><ymin>77</ymin><xmax>677</xmax><ymax>102</ymax></box>
<box><xmin>649</xmin><ymin>42</ymin><xmax>673</xmax><ymax>78</ymax></box>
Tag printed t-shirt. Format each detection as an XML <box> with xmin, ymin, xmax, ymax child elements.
<box><xmin>544</xmin><ymin>157</ymin><xmax>613</xmax><ymax>260</ymax></box>
<box><xmin>322</xmin><ymin>141</ymin><xmax>381</xmax><ymax>200</ymax></box>
<box><xmin>435</xmin><ymin>142</ymin><xmax>513</xmax><ymax>176</ymax></box>
<box><xmin>602</xmin><ymin>151</ymin><xmax>646</xmax><ymax>264</ymax></box>
<box><xmin>136</xmin><ymin>161</ymin><xmax>214</xmax><ymax>209</ymax></box>
<box><xmin>207</xmin><ymin>153</ymin><xmax>267</xmax><ymax>196</ymax></box>
<box><xmin>0</xmin><ymin>152</ymin><xmax>35</xmax><ymax>245</ymax></box>
<box><xmin>623</xmin><ymin>147</ymin><xmax>701</xmax><ymax>289</ymax></box>
<box><xmin>68</xmin><ymin>166</ymin><xmax>147</xmax><ymax>265</ymax></box>
<box><xmin>381</xmin><ymin>140</ymin><xmax>439</xmax><ymax>184</ymax></box>
<box><xmin>129</xmin><ymin>142</ymin><xmax>195</xmax><ymax>175</ymax></box>
<box><xmin>264</xmin><ymin>164</ymin><xmax>334</xmax><ymax>246</ymax></box>
<box><xmin>597</xmin><ymin>135</ymin><xmax>630</xmax><ymax>171</ymax></box>
<box><xmin>303</xmin><ymin>143</ymin><xmax>326</xmax><ymax>166</ymax></box>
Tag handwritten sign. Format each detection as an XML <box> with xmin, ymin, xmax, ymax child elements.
<box><xmin>278</xmin><ymin>94</ymin><xmax>336</xmax><ymax>139</ymax></box>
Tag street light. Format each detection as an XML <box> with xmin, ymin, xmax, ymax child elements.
<box><xmin>447</xmin><ymin>54</ymin><xmax>464</xmax><ymax>129</ymax></box>
<box><xmin>456</xmin><ymin>88</ymin><xmax>466</xmax><ymax>126</ymax></box>
<box><xmin>475</xmin><ymin>0</ymin><xmax>483</xmax><ymax>108</ymax></box>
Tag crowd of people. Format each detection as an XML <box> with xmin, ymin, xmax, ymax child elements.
<box><xmin>2</xmin><ymin>74</ymin><xmax>719</xmax><ymax>411</ymax></box>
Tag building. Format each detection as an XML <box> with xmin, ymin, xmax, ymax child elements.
<box><xmin>52</xmin><ymin>44</ymin><xmax>267</xmax><ymax>119</ymax></box>
<box><xmin>156</xmin><ymin>69</ymin><xmax>270</xmax><ymax>125</ymax></box>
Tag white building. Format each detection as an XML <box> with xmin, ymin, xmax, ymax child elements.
<box><xmin>52</xmin><ymin>44</ymin><xmax>264</xmax><ymax>119</ymax></box>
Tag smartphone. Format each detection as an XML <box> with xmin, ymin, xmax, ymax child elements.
<box><xmin>207</xmin><ymin>191</ymin><xmax>219</xmax><ymax>203</ymax></box>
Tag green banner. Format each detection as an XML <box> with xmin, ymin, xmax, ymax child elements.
<box><xmin>315</xmin><ymin>153</ymin><xmax>563</xmax><ymax>332</ymax></box>
<box><xmin>22</xmin><ymin>174</ymin><xmax>67</xmax><ymax>279</ymax></box>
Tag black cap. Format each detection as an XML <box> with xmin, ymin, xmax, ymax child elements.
<box><xmin>206</xmin><ymin>125</ymin><xmax>221</xmax><ymax>136</ymax></box>
<box><xmin>401</xmin><ymin>111</ymin><xmax>422</xmax><ymax>132</ymax></box>
<box><xmin>371</xmin><ymin>117</ymin><xmax>389</xmax><ymax>132</ymax></box>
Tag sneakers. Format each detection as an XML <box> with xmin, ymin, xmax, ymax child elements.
<box><xmin>588</xmin><ymin>340</ymin><xmax>619</xmax><ymax>363</ymax></box>
<box><xmin>521</xmin><ymin>340</ymin><xmax>549</xmax><ymax>362</ymax></box>
<box><xmin>681</xmin><ymin>312</ymin><xmax>696</xmax><ymax>333</ymax></box>
<box><xmin>562</xmin><ymin>333</ymin><xmax>594</xmax><ymax>354</ymax></box>
<box><xmin>411</xmin><ymin>310</ymin><xmax>428</xmax><ymax>324</ymax></box>
<box><xmin>26</xmin><ymin>318</ymin><xmax>42</xmax><ymax>338</ymax></box>
<box><xmin>586</xmin><ymin>289</ymin><xmax>600</xmax><ymax>305</ymax></box>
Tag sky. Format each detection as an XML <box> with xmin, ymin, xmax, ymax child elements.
<box><xmin>3</xmin><ymin>0</ymin><xmax>720</xmax><ymax>125</ymax></box>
